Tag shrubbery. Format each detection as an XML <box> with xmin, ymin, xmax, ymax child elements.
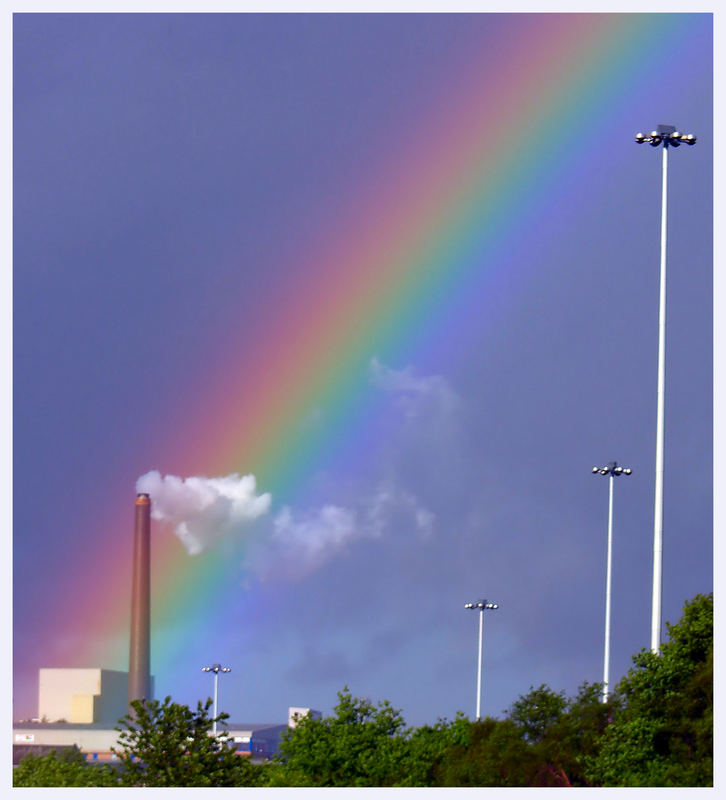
<box><xmin>14</xmin><ymin>593</ymin><xmax>712</xmax><ymax>787</ymax></box>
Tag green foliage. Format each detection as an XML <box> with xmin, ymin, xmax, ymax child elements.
<box><xmin>549</xmin><ymin>680</ymin><xmax>621</xmax><ymax>786</ymax></box>
<box><xmin>270</xmin><ymin>592</ymin><xmax>711</xmax><ymax>788</ymax></box>
<box><xmin>273</xmin><ymin>687</ymin><xmax>409</xmax><ymax>786</ymax></box>
<box><xmin>512</xmin><ymin>681</ymin><xmax>620</xmax><ymax>786</ymax></box>
<box><xmin>17</xmin><ymin>593</ymin><xmax>711</xmax><ymax>788</ymax></box>
<box><xmin>432</xmin><ymin>682</ymin><xmax>617</xmax><ymax>787</ymax></box>
<box><xmin>396</xmin><ymin>712</ymin><xmax>472</xmax><ymax>786</ymax></box>
<box><xmin>273</xmin><ymin>690</ymin><xmax>483</xmax><ymax>788</ymax></box>
<box><xmin>507</xmin><ymin>683</ymin><xmax>567</xmax><ymax>743</ymax></box>
<box><xmin>585</xmin><ymin>593</ymin><xmax>712</xmax><ymax>787</ymax></box>
<box><xmin>13</xmin><ymin>746</ymin><xmax>119</xmax><ymax>787</ymax></box>
<box><xmin>435</xmin><ymin>717</ymin><xmax>540</xmax><ymax>786</ymax></box>
<box><xmin>113</xmin><ymin>696</ymin><xmax>263</xmax><ymax>787</ymax></box>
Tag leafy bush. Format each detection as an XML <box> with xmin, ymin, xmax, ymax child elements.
<box><xmin>13</xmin><ymin>746</ymin><xmax>119</xmax><ymax>787</ymax></box>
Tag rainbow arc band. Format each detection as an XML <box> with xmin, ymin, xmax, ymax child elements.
<box><xmin>42</xmin><ymin>17</ymin><xmax>707</xmax><ymax>680</ymax></box>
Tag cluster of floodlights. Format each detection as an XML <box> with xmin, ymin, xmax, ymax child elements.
<box><xmin>635</xmin><ymin>128</ymin><xmax>696</xmax><ymax>147</ymax></box>
<box><xmin>592</xmin><ymin>462</ymin><xmax>632</xmax><ymax>702</ymax></box>
<box><xmin>636</xmin><ymin>124</ymin><xmax>696</xmax><ymax>655</ymax></box>
<box><xmin>202</xmin><ymin>664</ymin><xmax>231</xmax><ymax>675</ymax></box>
<box><xmin>202</xmin><ymin>663</ymin><xmax>232</xmax><ymax>736</ymax></box>
<box><xmin>592</xmin><ymin>464</ymin><xmax>632</xmax><ymax>477</ymax></box>
<box><xmin>464</xmin><ymin>600</ymin><xmax>499</xmax><ymax>720</ymax></box>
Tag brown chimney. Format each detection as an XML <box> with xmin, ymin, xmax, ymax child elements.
<box><xmin>128</xmin><ymin>492</ymin><xmax>152</xmax><ymax>708</ymax></box>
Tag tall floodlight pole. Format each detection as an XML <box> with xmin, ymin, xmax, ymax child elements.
<box><xmin>464</xmin><ymin>600</ymin><xmax>499</xmax><ymax>720</ymax></box>
<box><xmin>202</xmin><ymin>663</ymin><xmax>232</xmax><ymax>736</ymax></box>
<box><xmin>592</xmin><ymin>462</ymin><xmax>632</xmax><ymax>701</ymax></box>
<box><xmin>635</xmin><ymin>125</ymin><xmax>696</xmax><ymax>653</ymax></box>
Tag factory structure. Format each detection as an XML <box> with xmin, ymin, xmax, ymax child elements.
<box><xmin>13</xmin><ymin>666</ymin><xmax>315</xmax><ymax>761</ymax></box>
<box><xmin>13</xmin><ymin>493</ymin><xmax>320</xmax><ymax>764</ymax></box>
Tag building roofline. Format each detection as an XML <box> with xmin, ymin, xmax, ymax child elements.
<box><xmin>13</xmin><ymin>721</ymin><xmax>286</xmax><ymax>731</ymax></box>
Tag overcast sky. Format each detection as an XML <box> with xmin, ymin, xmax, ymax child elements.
<box><xmin>12</xmin><ymin>11</ymin><xmax>713</xmax><ymax>727</ymax></box>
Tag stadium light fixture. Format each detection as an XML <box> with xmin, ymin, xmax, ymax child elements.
<box><xmin>592</xmin><ymin>462</ymin><xmax>632</xmax><ymax>702</ymax></box>
<box><xmin>464</xmin><ymin>599</ymin><xmax>499</xmax><ymax>720</ymax></box>
<box><xmin>635</xmin><ymin>123</ymin><xmax>696</xmax><ymax>654</ymax></box>
<box><xmin>202</xmin><ymin>663</ymin><xmax>232</xmax><ymax>736</ymax></box>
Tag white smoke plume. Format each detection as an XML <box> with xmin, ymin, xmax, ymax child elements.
<box><xmin>136</xmin><ymin>470</ymin><xmax>272</xmax><ymax>555</ymax></box>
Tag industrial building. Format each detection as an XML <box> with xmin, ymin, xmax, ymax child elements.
<box><xmin>13</xmin><ymin>494</ymin><xmax>318</xmax><ymax>767</ymax></box>
<box><xmin>288</xmin><ymin>706</ymin><xmax>322</xmax><ymax>727</ymax></box>
<box><xmin>13</xmin><ymin>666</ymin><xmax>317</xmax><ymax>763</ymax></box>
<box><xmin>13</xmin><ymin>718</ymin><xmax>289</xmax><ymax>762</ymax></box>
<box><xmin>37</xmin><ymin>668</ymin><xmax>131</xmax><ymax>725</ymax></box>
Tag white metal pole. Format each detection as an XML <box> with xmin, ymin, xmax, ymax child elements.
<box><xmin>213</xmin><ymin>671</ymin><xmax>219</xmax><ymax>736</ymax></box>
<box><xmin>476</xmin><ymin>608</ymin><xmax>483</xmax><ymax>720</ymax></box>
<box><xmin>651</xmin><ymin>142</ymin><xmax>669</xmax><ymax>654</ymax></box>
<box><xmin>603</xmin><ymin>473</ymin><xmax>614</xmax><ymax>702</ymax></box>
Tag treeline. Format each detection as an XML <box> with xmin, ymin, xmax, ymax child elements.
<box><xmin>14</xmin><ymin>592</ymin><xmax>712</xmax><ymax>787</ymax></box>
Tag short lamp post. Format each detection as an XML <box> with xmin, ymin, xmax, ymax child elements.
<box><xmin>202</xmin><ymin>663</ymin><xmax>231</xmax><ymax>736</ymax></box>
<box><xmin>464</xmin><ymin>600</ymin><xmax>499</xmax><ymax>721</ymax></box>
<box><xmin>592</xmin><ymin>462</ymin><xmax>632</xmax><ymax>702</ymax></box>
<box><xmin>635</xmin><ymin>125</ymin><xmax>696</xmax><ymax>654</ymax></box>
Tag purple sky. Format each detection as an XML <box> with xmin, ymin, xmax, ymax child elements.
<box><xmin>11</xmin><ymin>11</ymin><xmax>714</xmax><ymax>727</ymax></box>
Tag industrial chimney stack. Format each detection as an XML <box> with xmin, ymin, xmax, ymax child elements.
<box><xmin>128</xmin><ymin>492</ymin><xmax>152</xmax><ymax>708</ymax></box>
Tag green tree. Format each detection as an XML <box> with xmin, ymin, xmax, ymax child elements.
<box><xmin>549</xmin><ymin>680</ymin><xmax>620</xmax><ymax>785</ymax></box>
<box><xmin>434</xmin><ymin>683</ymin><xmax>618</xmax><ymax>787</ymax></box>
<box><xmin>273</xmin><ymin>688</ymin><xmax>409</xmax><ymax>786</ymax></box>
<box><xmin>396</xmin><ymin>712</ymin><xmax>472</xmax><ymax>786</ymax></box>
<box><xmin>435</xmin><ymin>685</ymin><xmax>599</xmax><ymax>787</ymax></box>
<box><xmin>585</xmin><ymin>593</ymin><xmax>713</xmax><ymax>787</ymax></box>
<box><xmin>507</xmin><ymin>683</ymin><xmax>567</xmax><ymax>743</ymax></box>
<box><xmin>113</xmin><ymin>696</ymin><xmax>263</xmax><ymax>787</ymax></box>
<box><xmin>434</xmin><ymin>717</ymin><xmax>541</xmax><ymax>786</ymax></box>
<box><xmin>517</xmin><ymin>681</ymin><xmax>620</xmax><ymax>786</ymax></box>
<box><xmin>13</xmin><ymin>746</ymin><xmax>119</xmax><ymax>787</ymax></box>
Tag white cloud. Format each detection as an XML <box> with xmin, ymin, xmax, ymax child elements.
<box><xmin>414</xmin><ymin>507</ymin><xmax>435</xmax><ymax>537</ymax></box>
<box><xmin>365</xmin><ymin>483</ymin><xmax>435</xmax><ymax>539</ymax></box>
<box><xmin>248</xmin><ymin>504</ymin><xmax>358</xmax><ymax>579</ymax></box>
<box><xmin>273</xmin><ymin>504</ymin><xmax>356</xmax><ymax>561</ymax></box>
<box><xmin>136</xmin><ymin>470</ymin><xmax>272</xmax><ymax>555</ymax></box>
<box><xmin>369</xmin><ymin>357</ymin><xmax>460</xmax><ymax>421</ymax></box>
<box><xmin>246</xmin><ymin>481</ymin><xmax>435</xmax><ymax>582</ymax></box>
<box><xmin>136</xmin><ymin>361</ymin><xmax>452</xmax><ymax>573</ymax></box>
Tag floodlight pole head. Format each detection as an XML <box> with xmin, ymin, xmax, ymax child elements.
<box><xmin>464</xmin><ymin>598</ymin><xmax>499</xmax><ymax>721</ymax></box>
<box><xmin>592</xmin><ymin>461</ymin><xmax>632</xmax><ymax>478</ymax></box>
<box><xmin>636</xmin><ymin>124</ymin><xmax>696</xmax><ymax>148</ymax></box>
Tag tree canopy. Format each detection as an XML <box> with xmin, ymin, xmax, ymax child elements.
<box><xmin>14</xmin><ymin>593</ymin><xmax>712</xmax><ymax>788</ymax></box>
<box><xmin>584</xmin><ymin>592</ymin><xmax>712</xmax><ymax>786</ymax></box>
<box><xmin>270</xmin><ymin>593</ymin><xmax>712</xmax><ymax>787</ymax></box>
<box><xmin>12</xmin><ymin>746</ymin><xmax>118</xmax><ymax>787</ymax></box>
<box><xmin>271</xmin><ymin>688</ymin><xmax>409</xmax><ymax>786</ymax></box>
<box><xmin>112</xmin><ymin>695</ymin><xmax>263</xmax><ymax>787</ymax></box>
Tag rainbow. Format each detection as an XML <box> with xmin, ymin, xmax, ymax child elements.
<box><xmin>46</xmin><ymin>14</ymin><xmax>709</xmax><ymax>678</ymax></box>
